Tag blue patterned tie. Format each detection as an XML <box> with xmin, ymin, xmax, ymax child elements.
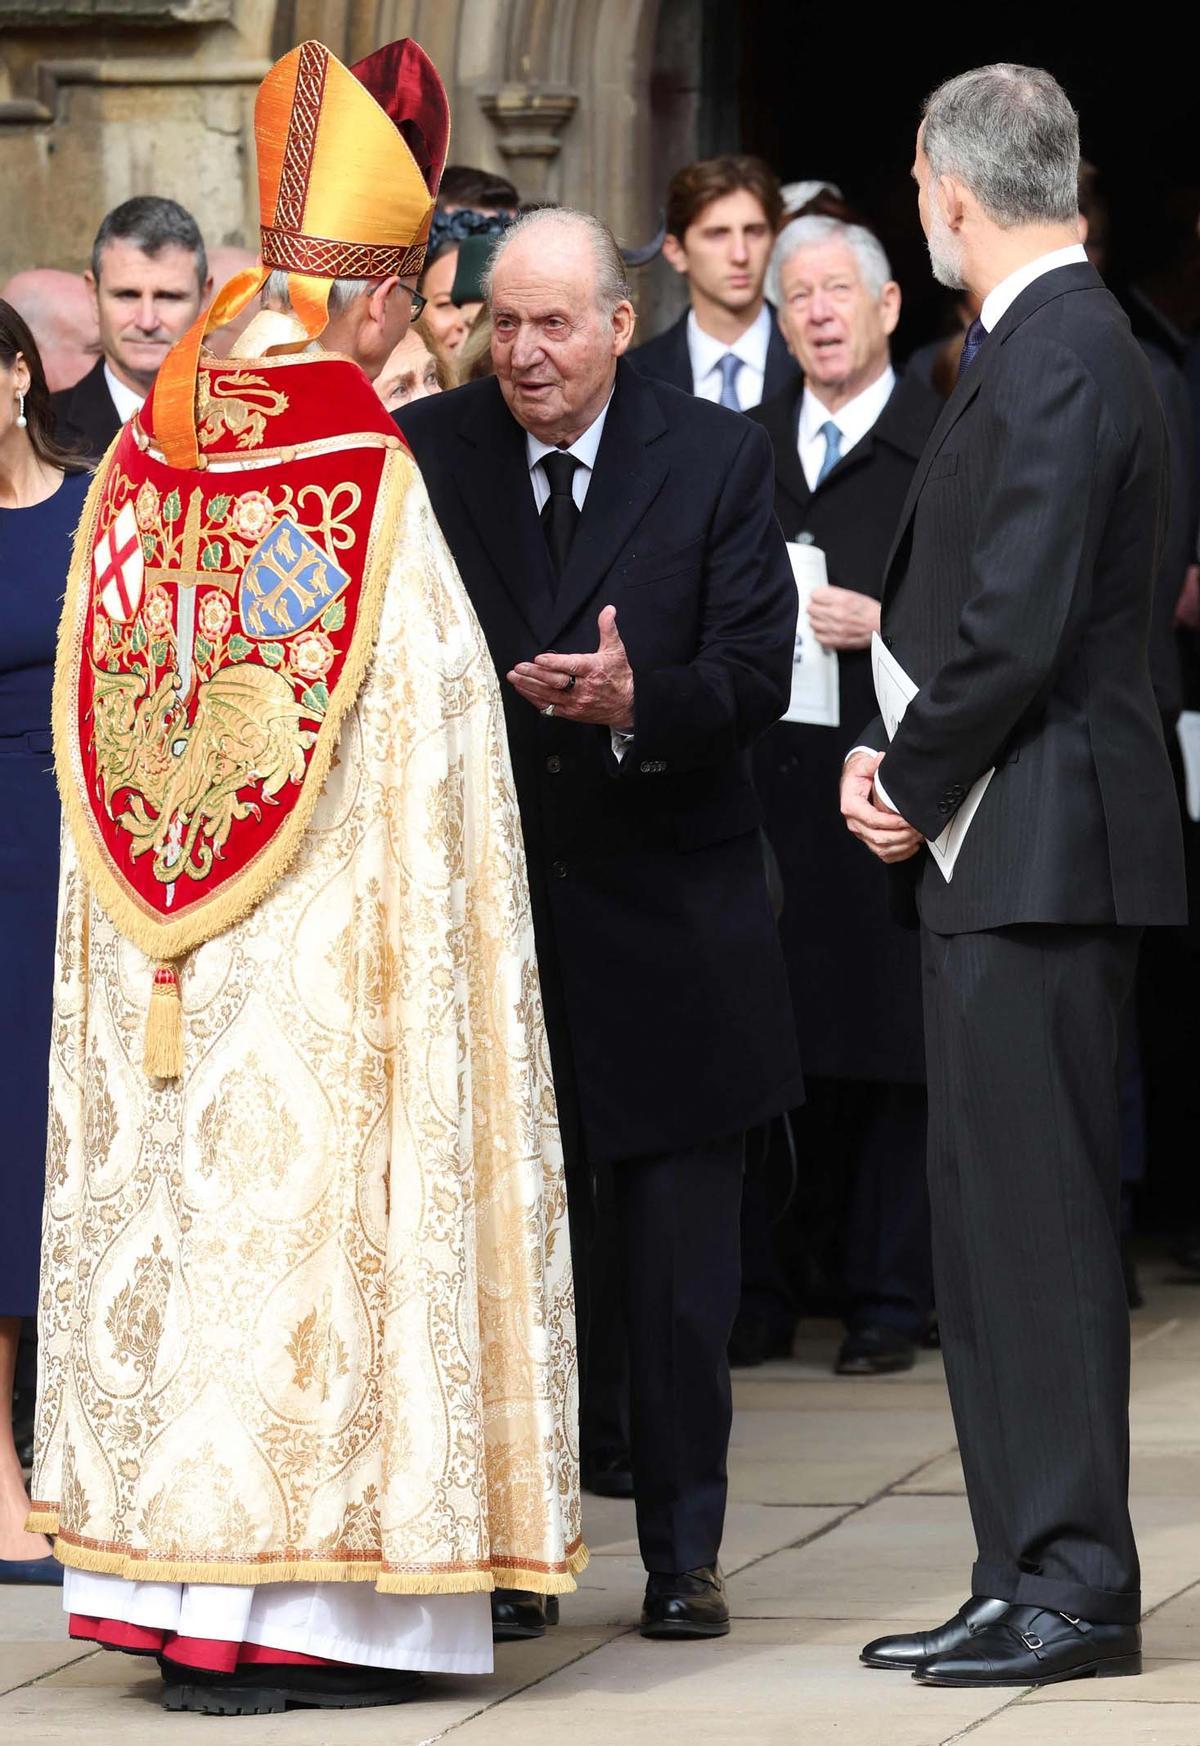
<box><xmin>959</xmin><ymin>316</ymin><xmax>987</xmax><ymax>378</ymax></box>
<box><xmin>816</xmin><ymin>419</ymin><xmax>843</xmax><ymax>485</ymax></box>
<box><xmin>717</xmin><ymin>352</ymin><xmax>743</xmax><ymax>410</ymax></box>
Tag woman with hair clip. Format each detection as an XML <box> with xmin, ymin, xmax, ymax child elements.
<box><xmin>0</xmin><ymin>299</ymin><xmax>89</xmax><ymax>1583</ymax></box>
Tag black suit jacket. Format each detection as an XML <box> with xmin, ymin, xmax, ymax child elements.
<box><xmin>865</xmin><ymin>262</ymin><xmax>1186</xmax><ymax>933</ymax></box>
<box><xmin>628</xmin><ymin>306</ymin><xmax>800</xmax><ymax>405</ymax></box>
<box><xmin>750</xmin><ymin>372</ymin><xmax>941</xmax><ymax>1081</ymax></box>
<box><xmin>396</xmin><ymin>362</ymin><xmax>804</xmax><ymax>1163</ymax></box>
<box><xmin>50</xmin><ymin>356</ymin><xmax>121</xmax><ymax>461</ymax></box>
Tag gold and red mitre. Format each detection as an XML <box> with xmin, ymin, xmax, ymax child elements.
<box><xmin>53</xmin><ymin>39</ymin><xmax>450</xmax><ymax>1076</ymax></box>
<box><xmin>155</xmin><ymin>35</ymin><xmax>450</xmax><ymax>470</ymax></box>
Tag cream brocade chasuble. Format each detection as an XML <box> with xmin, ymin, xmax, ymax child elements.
<box><xmin>31</xmin><ymin>367</ymin><xmax>584</xmax><ymax>1593</ymax></box>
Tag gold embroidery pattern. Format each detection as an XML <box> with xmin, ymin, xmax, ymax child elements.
<box><xmin>105</xmin><ymin>1237</ymin><xmax>172</xmax><ymax>1377</ymax></box>
<box><xmin>197</xmin><ymin>371</ymin><xmax>289</xmax><ymax>452</ymax></box>
<box><xmin>275</xmin><ymin>40</ymin><xmax>327</xmax><ymax>231</ymax></box>
<box><xmin>260</xmin><ymin>225</ymin><xmax>427</xmax><ymax>283</ymax></box>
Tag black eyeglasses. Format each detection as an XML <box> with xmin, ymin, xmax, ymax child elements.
<box><xmin>401</xmin><ymin>284</ymin><xmax>426</xmax><ymax>320</ymax></box>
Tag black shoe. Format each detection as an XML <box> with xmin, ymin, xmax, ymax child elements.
<box><xmin>728</xmin><ymin>1309</ymin><xmax>794</xmax><ymax>1368</ymax></box>
<box><xmin>914</xmin><ymin>1605</ymin><xmax>1142</xmax><ymax>1687</ymax></box>
<box><xmin>640</xmin><ymin>1566</ymin><xmax>730</xmax><ymax>1640</ymax></box>
<box><xmin>861</xmin><ymin>1597</ymin><xmax>1011</xmax><ymax>1669</ymax></box>
<box><xmin>160</xmin><ymin>1663</ymin><xmax>424</xmax><ymax>1715</ymax></box>
<box><xmin>581</xmin><ymin>1451</ymin><xmax>635</xmax><ymax>1498</ymax></box>
<box><xmin>835</xmin><ymin>1325</ymin><xmax>916</xmax><ymax>1376</ymax></box>
<box><xmin>491</xmin><ymin>1588</ymin><xmax>559</xmax><ymax>1641</ymax></box>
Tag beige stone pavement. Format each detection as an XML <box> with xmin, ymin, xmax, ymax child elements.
<box><xmin>5</xmin><ymin>1256</ymin><xmax>1200</xmax><ymax>1745</ymax></box>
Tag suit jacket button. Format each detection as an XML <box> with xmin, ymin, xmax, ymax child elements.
<box><xmin>883</xmin><ymin>634</ymin><xmax>894</xmax><ymax>650</ymax></box>
<box><xmin>545</xmin><ymin>755</ymin><xmax>562</xmax><ymax>774</ymax></box>
<box><xmin>937</xmin><ymin>800</ymin><xmax>951</xmax><ymax>816</ymax></box>
<box><xmin>552</xmin><ymin>859</ymin><xmax>568</xmax><ymax>879</ymax></box>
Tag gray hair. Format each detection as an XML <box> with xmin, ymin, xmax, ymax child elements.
<box><xmin>92</xmin><ymin>196</ymin><xmax>207</xmax><ymax>288</ymax></box>
<box><xmin>766</xmin><ymin>216</ymin><xmax>893</xmax><ymax>307</ymax></box>
<box><xmin>261</xmin><ymin>270</ymin><xmax>379</xmax><ymax>319</ymax></box>
<box><xmin>922</xmin><ymin>63</ymin><xmax>1080</xmax><ymax>228</ymax></box>
<box><xmin>482</xmin><ymin>208</ymin><xmax>631</xmax><ymax>314</ymax></box>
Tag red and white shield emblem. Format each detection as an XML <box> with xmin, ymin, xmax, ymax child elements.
<box><xmin>94</xmin><ymin>501</ymin><xmax>144</xmax><ymax>622</ymax></box>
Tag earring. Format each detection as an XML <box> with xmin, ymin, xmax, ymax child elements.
<box><xmin>15</xmin><ymin>391</ymin><xmax>27</xmax><ymax>429</ymax></box>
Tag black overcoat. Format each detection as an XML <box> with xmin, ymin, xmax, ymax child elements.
<box><xmin>749</xmin><ymin>371</ymin><xmax>941</xmax><ymax>1082</ymax></box>
<box><xmin>396</xmin><ymin>362</ymin><xmax>804</xmax><ymax>1164</ymax></box>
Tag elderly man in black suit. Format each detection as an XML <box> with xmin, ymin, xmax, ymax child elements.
<box><xmin>396</xmin><ymin>207</ymin><xmax>802</xmax><ymax>1644</ymax></box>
<box><xmin>51</xmin><ymin>197</ymin><xmax>210</xmax><ymax>460</ymax></box>
<box><xmin>844</xmin><ymin>65</ymin><xmax>1186</xmax><ymax>1688</ymax></box>
<box><xmin>749</xmin><ymin>216</ymin><xmax>942</xmax><ymax>1377</ymax></box>
<box><xmin>629</xmin><ymin>156</ymin><xmax>798</xmax><ymax>409</ymax></box>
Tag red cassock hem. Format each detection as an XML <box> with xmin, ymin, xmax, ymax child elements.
<box><xmin>68</xmin><ymin>1614</ymin><xmax>337</xmax><ymax>1672</ymax></box>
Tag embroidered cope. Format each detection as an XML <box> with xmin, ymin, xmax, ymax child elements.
<box><xmin>32</xmin><ymin>331</ymin><xmax>583</xmax><ymax>1595</ymax></box>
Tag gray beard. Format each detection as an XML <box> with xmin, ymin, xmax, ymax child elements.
<box><xmin>926</xmin><ymin>216</ymin><xmax>966</xmax><ymax>290</ymax></box>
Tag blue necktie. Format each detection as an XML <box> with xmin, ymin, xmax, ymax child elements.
<box><xmin>959</xmin><ymin>316</ymin><xmax>987</xmax><ymax>378</ymax></box>
<box><xmin>816</xmin><ymin>419</ymin><xmax>843</xmax><ymax>485</ymax></box>
<box><xmin>717</xmin><ymin>352</ymin><xmax>743</xmax><ymax>410</ymax></box>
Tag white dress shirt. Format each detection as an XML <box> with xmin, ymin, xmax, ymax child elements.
<box><xmin>686</xmin><ymin>303</ymin><xmax>772</xmax><ymax>410</ymax></box>
<box><xmin>857</xmin><ymin>244</ymin><xmax>1088</xmax><ymax>818</ymax></box>
<box><xmin>103</xmin><ymin>362</ymin><xmax>146</xmax><ymax>425</ymax></box>
<box><xmin>526</xmin><ymin>393</ymin><xmax>612</xmax><ymax>511</ymax></box>
<box><xmin>797</xmin><ymin>365</ymin><xmax>896</xmax><ymax>491</ymax></box>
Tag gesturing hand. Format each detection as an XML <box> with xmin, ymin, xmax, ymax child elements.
<box><xmin>840</xmin><ymin>750</ymin><xmax>923</xmax><ymax>864</ymax></box>
<box><xmin>807</xmin><ymin>585</ymin><xmax>881</xmax><ymax>652</ymax></box>
<box><xmin>508</xmin><ymin>605</ymin><xmax>635</xmax><ymax>730</ymax></box>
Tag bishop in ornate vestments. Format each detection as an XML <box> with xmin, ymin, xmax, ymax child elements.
<box><xmin>30</xmin><ymin>37</ymin><xmax>583</xmax><ymax>1716</ymax></box>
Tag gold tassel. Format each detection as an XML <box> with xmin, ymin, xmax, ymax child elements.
<box><xmin>143</xmin><ymin>962</ymin><xmax>184</xmax><ymax>1079</ymax></box>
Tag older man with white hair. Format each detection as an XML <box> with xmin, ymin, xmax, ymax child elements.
<box><xmin>745</xmin><ymin>216</ymin><xmax>941</xmax><ymax>1378</ymax></box>
<box><xmin>842</xmin><ymin>64</ymin><xmax>1185</xmax><ymax>1689</ymax></box>
<box><xmin>397</xmin><ymin>204</ymin><xmax>803</xmax><ymax>1643</ymax></box>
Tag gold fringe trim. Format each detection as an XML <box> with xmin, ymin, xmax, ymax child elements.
<box><xmin>52</xmin><ymin>436</ymin><xmax>415</xmax><ymax>977</ymax></box>
<box><xmin>41</xmin><ymin>1521</ymin><xmax>588</xmax><ymax>1597</ymax></box>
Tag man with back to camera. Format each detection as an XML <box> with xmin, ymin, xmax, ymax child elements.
<box><xmin>396</xmin><ymin>205</ymin><xmax>803</xmax><ymax>1643</ymax></box>
<box><xmin>842</xmin><ymin>64</ymin><xmax>1186</xmax><ymax>1687</ymax></box>
<box><xmin>629</xmin><ymin>155</ymin><xmax>798</xmax><ymax>410</ymax></box>
<box><xmin>51</xmin><ymin>196</ymin><xmax>211</xmax><ymax>459</ymax></box>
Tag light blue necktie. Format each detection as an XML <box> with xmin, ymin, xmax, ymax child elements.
<box><xmin>816</xmin><ymin>419</ymin><xmax>843</xmax><ymax>485</ymax></box>
<box><xmin>716</xmin><ymin>352</ymin><xmax>743</xmax><ymax>410</ymax></box>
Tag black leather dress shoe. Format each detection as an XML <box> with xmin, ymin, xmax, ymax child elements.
<box><xmin>640</xmin><ymin>1566</ymin><xmax>730</xmax><ymax>1639</ymax></box>
<box><xmin>861</xmin><ymin>1596</ymin><xmax>1010</xmax><ymax>1669</ymax></box>
<box><xmin>728</xmin><ymin>1309</ymin><xmax>794</xmax><ymax>1368</ymax></box>
<box><xmin>914</xmin><ymin>1605</ymin><xmax>1142</xmax><ymax>1687</ymax></box>
<box><xmin>161</xmin><ymin>1664</ymin><xmax>424</xmax><ymax>1714</ymax></box>
<box><xmin>835</xmin><ymin>1325</ymin><xmax>916</xmax><ymax>1375</ymax></box>
<box><xmin>581</xmin><ymin>1451</ymin><xmax>635</xmax><ymax>1498</ymax></box>
<box><xmin>490</xmin><ymin>1588</ymin><xmax>560</xmax><ymax>1641</ymax></box>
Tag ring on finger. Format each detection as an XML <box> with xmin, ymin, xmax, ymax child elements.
<box><xmin>562</xmin><ymin>673</ymin><xmax>577</xmax><ymax>692</ymax></box>
<box><xmin>542</xmin><ymin>704</ymin><xmax>556</xmax><ymax>718</ymax></box>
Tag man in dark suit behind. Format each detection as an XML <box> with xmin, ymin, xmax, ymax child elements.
<box><xmin>845</xmin><ymin>66</ymin><xmax>1186</xmax><ymax>1689</ymax></box>
<box><xmin>628</xmin><ymin>156</ymin><xmax>798</xmax><ymax>410</ymax></box>
<box><xmin>397</xmin><ymin>206</ymin><xmax>802</xmax><ymax>1643</ymax></box>
<box><xmin>749</xmin><ymin>214</ymin><xmax>941</xmax><ymax>1377</ymax></box>
<box><xmin>52</xmin><ymin>196</ymin><xmax>210</xmax><ymax>460</ymax></box>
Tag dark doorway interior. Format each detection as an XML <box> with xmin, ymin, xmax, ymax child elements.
<box><xmin>731</xmin><ymin>4</ymin><xmax>1200</xmax><ymax>358</ymax></box>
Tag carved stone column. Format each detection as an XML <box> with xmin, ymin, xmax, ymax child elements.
<box><xmin>478</xmin><ymin>85</ymin><xmax>578</xmax><ymax>200</ymax></box>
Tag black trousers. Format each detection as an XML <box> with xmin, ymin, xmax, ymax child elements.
<box><xmin>570</xmin><ymin>1136</ymin><xmax>744</xmax><ymax>1574</ymax></box>
<box><xmin>922</xmin><ymin>922</ymin><xmax>1141</xmax><ymax>1625</ymax></box>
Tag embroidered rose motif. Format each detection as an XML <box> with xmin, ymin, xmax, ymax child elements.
<box><xmin>198</xmin><ymin>591</ymin><xmax>232</xmax><ymax>640</ymax></box>
<box><xmin>143</xmin><ymin>588</ymin><xmax>172</xmax><ymax>636</ymax></box>
<box><xmin>229</xmin><ymin>491</ymin><xmax>274</xmax><ymax>541</ymax></box>
<box><xmin>291</xmin><ymin>628</ymin><xmax>336</xmax><ymax>681</ymax></box>
<box><xmin>92</xmin><ymin>613</ymin><xmax>110</xmax><ymax>662</ymax></box>
<box><xmin>134</xmin><ymin>481</ymin><xmax>160</xmax><ymax>532</ymax></box>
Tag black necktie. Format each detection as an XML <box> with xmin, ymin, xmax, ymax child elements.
<box><xmin>539</xmin><ymin>451</ymin><xmax>581</xmax><ymax>586</ymax></box>
<box><xmin>958</xmin><ymin>316</ymin><xmax>987</xmax><ymax>378</ymax></box>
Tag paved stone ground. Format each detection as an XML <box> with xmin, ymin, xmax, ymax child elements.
<box><xmin>5</xmin><ymin>1253</ymin><xmax>1200</xmax><ymax>1744</ymax></box>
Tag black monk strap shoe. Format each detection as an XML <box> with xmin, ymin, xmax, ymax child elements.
<box><xmin>835</xmin><ymin>1324</ymin><xmax>916</xmax><ymax>1376</ymax></box>
<box><xmin>491</xmin><ymin>1588</ymin><xmax>560</xmax><ymax>1641</ymax></box>
<box><xmin>861</xmin><ymin>1596</ymin><xmax>1011</xmax><ymax>1669</ymax></box>
<box><xmin>914</xmin><ymin>1605</ymin><xmax>1142</xmax><ymax>1687</ymax></box>
<box><xmin>640</xmin><ymin>1565</ymin><xmax>730</xmax><ymax>1640</ymax></box>
<box><xmin>161</xmin><ymin>1664</ymin><xmax>425</xmax><ymax>1715</ymax></box>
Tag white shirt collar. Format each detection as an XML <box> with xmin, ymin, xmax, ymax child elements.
<box><xmin>686</xmin><ymin>302</ymin><xmax>772</xmax><ymax>386</ymax></box>
<box><xmin>525</xmin><ymin>387</ymin><xmax>614</xmax><ymax>478</ymax></box>
<box><xmin>103</xmin><ymin>361</ymin><xmax>146</xmax><ymax>425</ymax></box>
<box><xmin>980</xmin><ymin>243</ymin><xmax>1089</xmax><ymax>333</ymax></box>
<box><xmin>798</xmin><ymin>364</ymin><xmax>896</xmax><ymax>456</ymax></box>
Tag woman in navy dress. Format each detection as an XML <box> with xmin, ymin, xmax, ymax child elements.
<box><xmin>0</xmin><ymin>301</ymin><xmax>90</xmax><ymax>1581</ymax></box>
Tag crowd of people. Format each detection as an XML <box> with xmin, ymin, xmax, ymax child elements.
<box><xmin>0</xmin><ymin>30</ymin><xmax>1197</xmax><ymax>1717</ymax></box>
